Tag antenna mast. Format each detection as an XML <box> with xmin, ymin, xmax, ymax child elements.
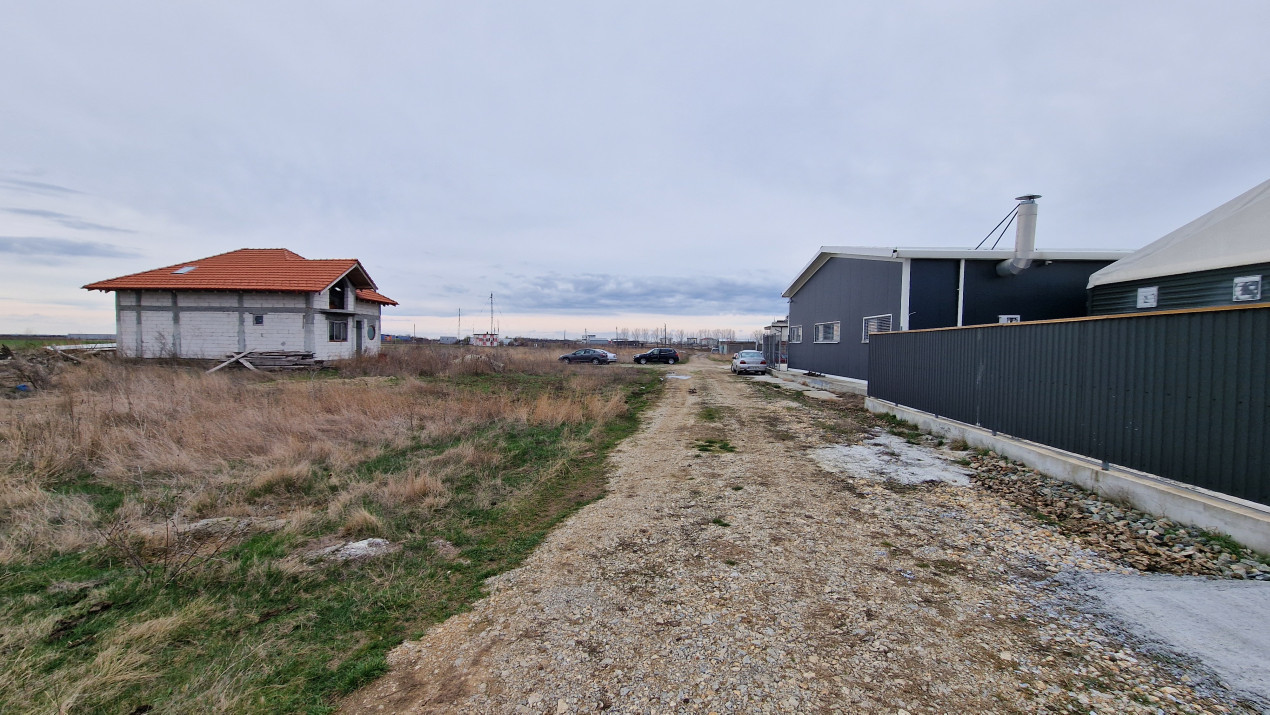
<box><xmin>490</xmin><ymin>293</ymin><xmax>495</xmax><ymax>337</ymax></box>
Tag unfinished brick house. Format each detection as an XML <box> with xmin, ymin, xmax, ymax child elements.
<box><xmin>84</xmin><ymin>248</ymin><xmax>397</xmax><ymax>360</ymax></box>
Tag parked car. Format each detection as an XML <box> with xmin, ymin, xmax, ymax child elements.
<box><xmin>632</xmin><ymin>347</ymin><xmax>680</xmax><ymax>365</ymax></box>
<box><xmin>731</xmin><ymin>350</ymin><xmax>767</xmax><ymax>375</ymax></box>
<box><xmin>558</xmin><ymin>348</ymin><xmax>617</xmax><ymax>364</ymax></box>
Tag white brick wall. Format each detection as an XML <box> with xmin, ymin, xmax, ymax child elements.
<box><xmin>115</xmin><ymin>289</ymin><xmax>383</xmax><ymax>360</ymax></box>
<box><xmin>180</xmin><ymin>313</ymin><xmax>240</xmax><ymax>358</ymax></box>
<box><xmin>178</xmin><ymin>292</ymin><xmax>238</xmax><ymax>307</ymax></box>
<box><xmin>118</xmin><ymin>315</ymin><xmax>139</xmax><ymax>357</ymax></box>
<box><xmin>247</xmin><ymin>313</ymin><xmax>304</xmax><ymax>352</ymax></box>
<box><xmin>140</xmin><ymin>311</ymin><xmax>176</xmax><ymax>357</ymax></box>
<box><xmin>245</xmin><ymin>293</ymin><xmax>304</xmax><ymax>308</ymax></box>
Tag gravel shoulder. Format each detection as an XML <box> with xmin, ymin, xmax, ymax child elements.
<box><xmin>343</xmin><ymin>360</ymin><xmax>1261</xmax><ymax>714</ymax></box>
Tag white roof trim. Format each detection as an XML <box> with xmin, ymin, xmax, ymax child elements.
<box><xmin>783</xmin><ymin>246</ymin><xmax>1131</xmax><ymax>297</ymax></box>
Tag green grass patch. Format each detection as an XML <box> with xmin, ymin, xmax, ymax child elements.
<box><xmin>694</xmin><ymin>439</ymin><xmax>736</xmax><ymax>453</ymax></box>
<box><xmin>0</xmin><ymin>368</ymin><xmax>662</xmax><ymax>714</ymax></box>
<box><xmin>698</xmin><ymin>406</ymin><xmax>723</xmax><ymax>422</ymax></box>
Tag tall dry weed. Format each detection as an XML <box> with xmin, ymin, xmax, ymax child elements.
<box><xmin>376</xmin><ymin>465</ymin><xmax>451</xmax><ymax>511</ymax></box>
<box><xmin>0</xmin><ymin>353</ymin><xmax>640</xmax><ymax>563</ymax></box>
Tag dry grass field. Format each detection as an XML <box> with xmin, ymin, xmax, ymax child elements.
<box><xmin>0</xmin><ymin>346</ymin><xmax>660</xmax><ymax>713</ymax></box>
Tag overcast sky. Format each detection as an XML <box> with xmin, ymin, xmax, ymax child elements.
<box><xmin>2</xmin><ymin>2</ymin><xmax>1267</xmax><ymax>338</ymax></box>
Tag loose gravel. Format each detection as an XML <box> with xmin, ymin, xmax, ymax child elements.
<box><xmin>342</xmin><ymin>361</ymin><xmax>1262</xmax><ymax>714</ymax></box>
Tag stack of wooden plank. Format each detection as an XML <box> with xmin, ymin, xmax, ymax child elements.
<box><xmin>208</xmin><ymin>351</ymin><xmax>320</xmax><ymax>373</ymax></box>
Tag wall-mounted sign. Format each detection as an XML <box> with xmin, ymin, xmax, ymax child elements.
<box><xmin>998</xmin><ymin>315</ymin><xmax>1021</xmax><ymax>323</ymax></box>
<box><xmin>1233</xmin><ymin>276</ymin><xmax>1262</xmax><ymax>302</ymax></box>
<box><xmin>1136</xmin><ymin>286</ymin><xmax>1159</xmax><ymax>309</ymax></box>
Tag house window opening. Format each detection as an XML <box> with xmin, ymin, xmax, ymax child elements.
<box><xmin>329</xmin><ymin>320</ymin><xmax>348</xmax><ymax>342</ymax></box>
<box><xmin>861</xmin><ymin>314</ymin><xmax>892</xmax><ymax>343</ymax></box>
<box><xmin>789</xmin><ymin>325</ymin><xmax>803</xmax><ymax>343</ymax></box>
<box><xmin>368</xmin><ymin>324</ymin><xmax>377</xmax><ymax>340</ymax></box>
<box><xmin>814</xmin><ymin>321</ymin><xmax>840</xmax><ymax>344</ymax></box>
<box><xmin>329</xmin><ymin>282</ymin><xmax>347</xmax><ymax>310</ymax></box>
<box><xmin>253</xmin><ymin>314</ymin><xmax>264</xmax><ymax>326</ymax></box>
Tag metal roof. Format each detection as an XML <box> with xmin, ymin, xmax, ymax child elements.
<box><xmin>1087</xmin><ymin>178</ymin><xmax>1270</xmax><ymax>289</ymax></box>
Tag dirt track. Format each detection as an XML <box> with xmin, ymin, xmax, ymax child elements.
<box><xmin>343</xmin><ymin>359</ymin><xmax>1254</xmax><ymax>714</ymax></box>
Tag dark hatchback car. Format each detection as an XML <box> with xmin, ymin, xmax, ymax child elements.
<box><xmin>558</xmin><ymin>348</ymin><xmax>617</xmax><ymax>364</ymax></box>
<box><xmin>632</xmin><ymin>347</ymin><xmax>680</xmax><ymax>365</ymax></box>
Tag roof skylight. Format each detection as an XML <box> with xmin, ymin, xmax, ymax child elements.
<box><xmin>173</xmin><ymin>266</ymin><xmax>197</xmax><ymax>274</ymax></box>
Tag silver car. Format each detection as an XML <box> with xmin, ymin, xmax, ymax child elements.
<box><xmin>730</xmin><ymin>350</ymin><xmax>767</xmax><ymax>375</ymax></box>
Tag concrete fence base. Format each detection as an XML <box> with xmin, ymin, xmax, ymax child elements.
<box><xmin>866</xmin><ymin>397</ymin><xmax>1270</xmax><ymax>555</ymax></box>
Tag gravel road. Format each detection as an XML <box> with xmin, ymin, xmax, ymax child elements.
<box><xmin>343</xmin><ymin>360</ymin><xmax>1260</xmax><ymax>714</ymax></box>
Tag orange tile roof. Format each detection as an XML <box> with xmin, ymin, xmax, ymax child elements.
<box><xmin>355</xmin><ymin>288</ymin><xmax>398</xmax><ymax>306</ymax></box>
<box><xmin>84</xmin><ymin>248</ymin><xmax>395</xmax><ymax>306</ymax></box>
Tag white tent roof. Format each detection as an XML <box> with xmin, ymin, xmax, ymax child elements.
<box><xmin>1087</xmin><ymin>178</ymin><xmax>1270</xmax><ymax>289</ymax></box>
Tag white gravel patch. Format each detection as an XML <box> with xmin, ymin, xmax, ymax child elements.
<box><xmin>811</xmin><ymin>431</ymin><xmax>973</xmax><ymax>486</ymax></box>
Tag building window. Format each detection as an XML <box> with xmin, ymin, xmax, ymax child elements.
<box><xmin>861</xmin><ymin>314</ymin><xmax>892</xmax><ymax>343</ymax></box>
<box><xmin>253</xmin><ymin>314</ymin><xmax>264</xmax><ymax>326</ymax></box>
<box><xmin>368</xmin><ymin>323</ymin><xmax>377</xmax><ymax>340</ymax></box>
<box><xmin>789</xmin><ymin>325</ymin><xmax>802</xmax><ymax>343</ymax></box>
<box><xmin>329</xmin><ymin>282</ymin><xmax>347</xmax><ymax>310</ymax></box>
<box><xmin>328</xmin><ymin>320</ymin><xmax>348</xmax><ymax>342</ymax></box>
<box><xmin>1233</xmin><ymin>275</ymin><xmax>1262</xmax><ymax>302</ymax></box>
<box><xmin>814</xmin><ymin>321</ymin><xmax>840</xmax><ymax>343</ymax></box>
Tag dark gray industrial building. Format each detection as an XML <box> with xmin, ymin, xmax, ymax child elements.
<box><xmin>782</xmin><ymin>244</ymin><xmax>1128</xmax><ymax>381</ymax></box>
<box><xmin>1088</xmin><ymin>178</ymin><xmax>1270</xmax><ymax>315</ymax></box>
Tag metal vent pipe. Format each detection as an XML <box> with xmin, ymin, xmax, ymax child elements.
<box><xmin>997</xmin><ymin>194</ymin><xmax>1041</xmax><ymax>277</ymax></box>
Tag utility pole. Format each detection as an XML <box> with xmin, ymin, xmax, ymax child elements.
<box><xmin>489</xmin><ymin>293</ymin><xmax>495</xmax><ymax>337</ymax></box>
<box><xmin>456</xmin><ymin>308</ymin><xmax>461</xmax><ymax>339</ymax></box>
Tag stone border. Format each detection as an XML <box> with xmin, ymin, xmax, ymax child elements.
<box><xmin>866</xmin><ymin>397</ymin><xmax>1270</xmax><ymax>555</ymax></box>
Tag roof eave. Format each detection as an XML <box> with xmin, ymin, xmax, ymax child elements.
<box><xmin>783</xmin><ymin>246</ymin><xmax>1132</xmax><ymax>297</ymax></box>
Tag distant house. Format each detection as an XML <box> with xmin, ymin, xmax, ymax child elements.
<box><xmin>438</xmin><ymin>336</ymin><xmax>460</xmax><ymax>345</ymax></box>
<box><xmin>83</xmin><ymin>248</ymin><xmax>397</xmax><ymax>360</ymax></box>
<box><xmin>782</xmin><ymin>239</ymin><xmax>1127</xmax><ymax>380</ymax></box>
<box><xmin>472</xmin><ymin>332</ymin><xmax>499</xmax><ymax>347</ymax></box>
<box><xmin>1088</xmin><ymin>178</ymin><xmax>1270</xmax><ymax>315</ymax></box>
<box><xmin>719</xmin><ymin>338</ymin><xmax>758</xmax><ymax>354</ymax></box>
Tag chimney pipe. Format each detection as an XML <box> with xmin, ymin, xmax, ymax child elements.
<box><xmin>996</xmin><ymin>194</ymin><xmax>1040</xmax><ymax>277</ymax></box>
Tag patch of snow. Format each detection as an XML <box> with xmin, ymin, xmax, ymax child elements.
<box><xmin>811</xmin><ymin>431</ymin><xmax>971</xmax><ymax>486</ymax></box>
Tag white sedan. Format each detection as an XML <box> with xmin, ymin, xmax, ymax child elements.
<box><xmin>730</xmin><ymin>350</ymin><xmax>767</xmax><ymax>375</ymax></box>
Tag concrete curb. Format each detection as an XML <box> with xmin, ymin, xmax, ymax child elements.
<box><xmin>765</xmin><ymin>368</ymin><xmax>868</xmax><ymax>396</ymax></box>
<box><xmin>866</xmin><ymin>397</ymin><xmax>1270</xmax><ymax>555</ymax></box>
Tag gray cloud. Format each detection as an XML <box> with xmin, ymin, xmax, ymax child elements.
<box><xmin>505</xmin><ymin>273</ymin><xmax>787</xmax><ymax>316</ymax></box>
<box><xmin>0</xmin><ymin>179</ymin><xmax>83</xmax><ymax>196</ymax></box>
<box><xmin>0</xmin><ymin>237</ymin><xmax>139</xmax><ymax>262</ymax></box>
<box><xmin>4</xmin><ymin>208</ymin><xmax>133</xmax><ymax>233</ymax></box>
<box><xmin>1</xmin><ymin>3</ymin><xmax>1268</xmax><ymax>335</ymax></box>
